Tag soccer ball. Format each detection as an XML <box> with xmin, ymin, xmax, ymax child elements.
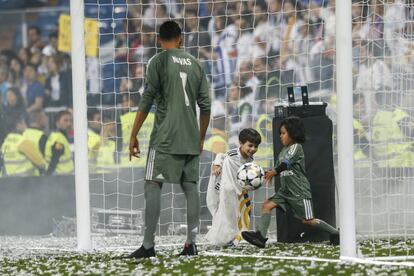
<box><xmin>237</xmin><ymin>162</ymin><xmax>264</xmax><ymax>191</ymax></box>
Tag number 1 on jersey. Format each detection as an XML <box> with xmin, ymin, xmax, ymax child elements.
<box><xmin>179</xmin><ymin>72</ymin><xmax>190</xmax><ymax>106</ymax></box>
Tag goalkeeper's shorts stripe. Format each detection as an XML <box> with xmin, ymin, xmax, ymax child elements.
<box><xmin>146</xmin><ymin>148</ymin><xmax>156</xmax><ymax>180</ymax></box>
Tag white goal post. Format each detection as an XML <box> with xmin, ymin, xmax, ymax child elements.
<box><xmin>335</xmin><ymin>0</ymin><xmax>356</xmax><ymax>259</ymax></box>
<box><xmin>70</xmin><ymin>0</ymin><xmax>91</xmax><ymax>251</ymax></box>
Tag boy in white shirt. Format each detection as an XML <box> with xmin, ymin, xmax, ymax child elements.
<box><xmin>206</xmin><ymin>128</ymin><xmax>262</xmax><ymax>246</ymax></box>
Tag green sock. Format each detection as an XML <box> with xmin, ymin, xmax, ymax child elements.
<box><xmin>313</xmin><ymin>219</ymin><xmax>339</xmax><ymax>235</ymax></box>
<box><xmin>143</xmin><ymin>181</ymin><xmax>163</xmax><ymax>249</ymax></box>
<box><xmin>258</xmin><ymin>213</ymin><xmax>271</xmax><ymax>238</ymax></box>
<box><xmin>181</xmin><ymin>181</ymin><xmax>199</xmax><ymax>244</ymax></box>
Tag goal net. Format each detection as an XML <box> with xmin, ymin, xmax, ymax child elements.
<box><xmin>82</xmin><ymin>0</ymin><xmax>414</xmax><ymax>259</ymax></box>
<box><xmin>84</xmin><ymin>0</ymin><xmax>280</xmax><ymax>241</ymax></box>
<box><xmin>350</xmin><ymin>0</ymin><xmax>414</xmax><ymax>259</ymax></box>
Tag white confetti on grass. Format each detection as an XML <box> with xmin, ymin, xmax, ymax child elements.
<box><xmin>1</xmin><ymin>236</ymin><xmax>414</xmax><ymax>275</ymax></box>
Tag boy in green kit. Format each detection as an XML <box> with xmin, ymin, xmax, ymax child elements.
<box><xmin>242</xmin><ymin>117</ymin><xmax>339</xmax><ymax>248</ymax></box>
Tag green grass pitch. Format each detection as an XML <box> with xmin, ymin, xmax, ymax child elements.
<box><xmin>1</xmin><ymin>237</ymin><xmax>413</xmax><ymax>275</ymax></box>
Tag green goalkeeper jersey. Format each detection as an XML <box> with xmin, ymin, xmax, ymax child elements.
<box><xmin>276</xmin><ymin>143</ymin><xmax>312</xmax><ymax>199</ymax></box>
<box><xmin>138</xmin><ymin>48</ymin><xmax>211</xmax><ymax>155</ymax></box>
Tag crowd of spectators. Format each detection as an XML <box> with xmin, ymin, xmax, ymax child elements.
<box><xmin>111</xmin><ymin>0</ymin><xmax>414</xmax><ymax>143</ymax></box>
<box><xmin>0</xmin><ymin>0</ymin><xmax>414</xmax><ymax>176</ymax></box>
<box><xmin>0</xmin><ymin>24</ymin><xmax>73</xmax><ymax>148</ymax></box>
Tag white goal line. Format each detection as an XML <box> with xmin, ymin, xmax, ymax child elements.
<box><xmin>366</xmin><ymin>256</ymin><xmax>414</xmax><ymax>262</ymax></box>
<box><xmin>203</xmin><ymin>251</ymin><xmax>414</xmax><ymax>268</ymax></box>
<box><xmin>341</xmin><ymin>256</ymin><xmax>414</xmax><ymax>268</ymax></box>
<box><xmin>201</xmin><ymin>251</ymin><xmax>340</xmax><ymax>263</ymax></box>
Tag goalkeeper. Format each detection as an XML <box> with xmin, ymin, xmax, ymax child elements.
<box><xmin>242</xmin><ymin>117</ymin><xmax>339</xmax><ymax>248</ymax></box>
<box><xmin>206</xmin><ymin>128</ymin><xmax>261</xmax><ymax>246</ymax></box>
<box><xmin>128</xmin><ymin>21</ymin><xmax>211</xmax><ymax>259</ymax></box>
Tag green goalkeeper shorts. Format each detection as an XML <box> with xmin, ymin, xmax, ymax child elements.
<box><xmin>145</xmin><ymin>148</ymin><xmax>199</xmax><ymax>184</ymax></box>
<box><xmin>269</xmin><ymin>192</ymin><xmax>314</xmax><ymax>220</ymax></box>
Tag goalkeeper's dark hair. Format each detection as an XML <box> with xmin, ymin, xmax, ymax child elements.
<box><xmin>279</xmin><ymin>116</ymin><xmax>306</xmax><ymax>143</ymax></box>
<box><xmin>159</xmin><ymin>21</ymin><xmax>181</xmax><ymax>41</ymax></box>
<box><xmin>239</xmin><ymin>128</ymin><xmax>261</xmax><ymax>146</ymax></box>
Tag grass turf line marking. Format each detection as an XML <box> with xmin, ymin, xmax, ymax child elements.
<box><xmin>203</xmin><ymin>251</ymin><xmax>414</xmax><ymax>267</ymax></box>
<box><xmin>366</xmin><ymin>256</ymin><xmax>414</xmax><ymax>261</ymax></box>
<box><xmin>201</xmin><ymin>251</ymin><xmax>341</xmax><ymax>263</ymax></box>
<box><xmin>341</xmin><ymin>256</ymin><xmax>414</xmax><ymax>268</ymax></box>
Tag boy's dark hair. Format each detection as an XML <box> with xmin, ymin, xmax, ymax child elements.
<box><xmin>239</xmin><ymin>128</ymin><xmax>261</xmax><ymax>146</ymax></box>
<box><xmin>279</xmin><ymin>116</ymin><xmax>306</xmax><ymax>143</ymax></box>
<box><xmin>159</xmin><ymin>21</ymin><xmax>181</xmax><ymax>41</ymax></box>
